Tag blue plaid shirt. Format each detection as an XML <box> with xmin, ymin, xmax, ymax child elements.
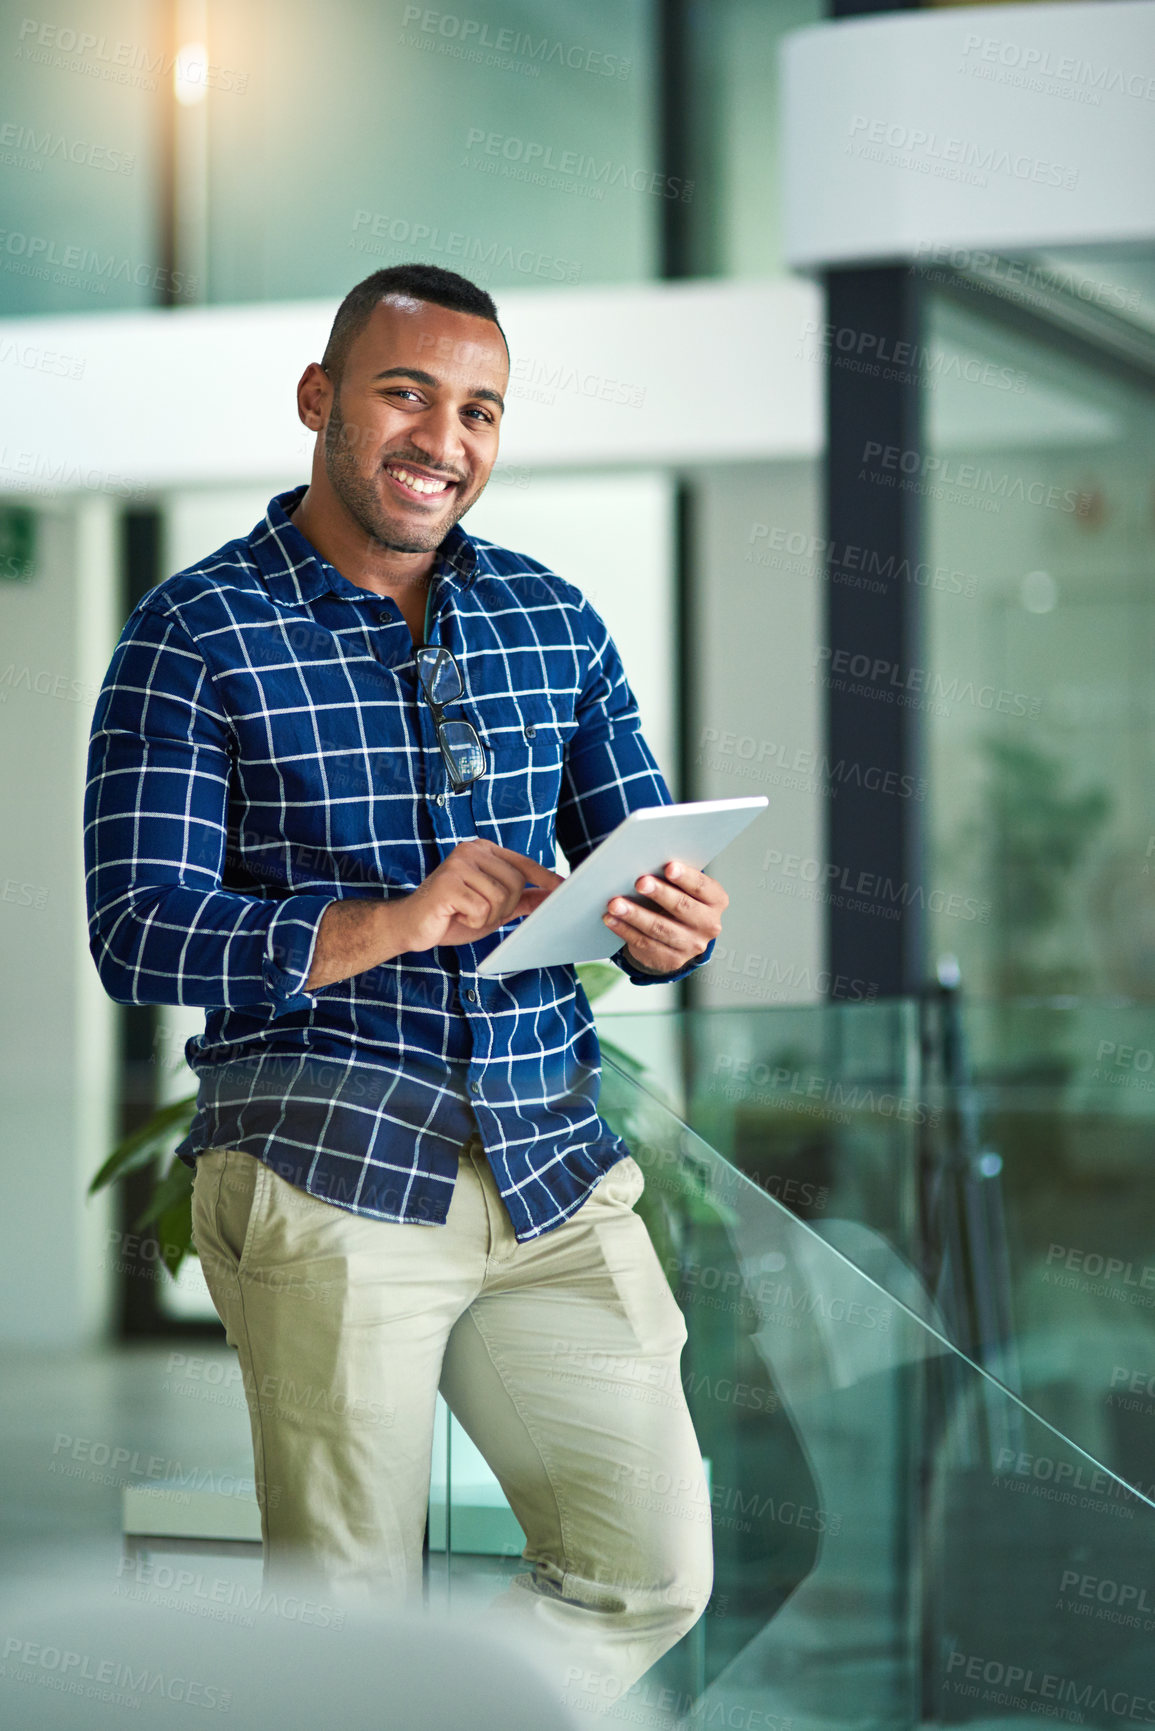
<box><xmin>84</xmin><ymin>487</ymin><xmax>712</xmax><ymax>1240</ymax></box>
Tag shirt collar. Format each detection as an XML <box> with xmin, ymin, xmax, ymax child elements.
<box><xmin>252</xmin><ymin>485</ymin><xmax>479</xmax><ymax>608</ymax></box>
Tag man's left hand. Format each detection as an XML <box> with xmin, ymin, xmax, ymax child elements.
<box><xmin>603</xmin><ymin>859</ymin><xmax>728</xmax><ymax>978</ymax></box>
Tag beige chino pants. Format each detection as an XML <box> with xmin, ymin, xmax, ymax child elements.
<box><xmin>190</xmin><ymin>1137</ymin><xmax>713</xmax><ymax>1715</ymax></box>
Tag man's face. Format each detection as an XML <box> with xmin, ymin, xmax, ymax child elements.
<box><xmin>319</xmin><ymin>295</ymin><xmax>508</xmax><ymax>554</ymax></box>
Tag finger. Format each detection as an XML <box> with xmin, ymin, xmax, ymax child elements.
<box><xmin>461</xmin><ymin>857</ymin><xmax>554</xmax><ymax>927</ymax></box>
<box><xmin>486</xmin><ymin>844</ymin><xmax>566</xmax><ymax>891</ymax></box>
<box><xmin>629</xmin><ymin>873</ymin><xmax>710</xmax><ymax>927</ymax></box>
<box><xmin>510</xmin><ymin>884</ymin><xmax>554</xmax><ymax>918</ymax></box>
<box><xmin>460</xmin><ymin>875</ymin><xmax>526</xmax><ymax>930</ymax></box>
<box><xmin>603</xmin><ymin>899</ymin><xmax>692</xmax><ymax>961</ymax></box>
<box><xmin>661</xmin><ymin>860</ymin><xmax>729</xmax><ymax>908</ymax></box>
<box><xmin>616</xmin><ymin>877</ymin><xmax>720</xmax><ymax>945</ymax></box>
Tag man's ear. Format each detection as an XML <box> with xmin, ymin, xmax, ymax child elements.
<box><xmin>297</xmin><ymin>362</ymin><xmax>332</xmax><ymax>432</ymax></box>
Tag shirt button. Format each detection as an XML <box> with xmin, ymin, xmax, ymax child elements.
<box><xmin>377</xmin><ymin>609</ymin><xmax>391</xmax><ymax>624</ymax></box>
<box><xmin>469</xmin><ymin>1080</ymin><xmax>480</xmax><ymax>1095</ymax></box>
<box><xmin>436</xmin><ymin>792</ymin><xmax>446</xmax><ymax>806</ymax></box>
<box><xmin>465</xmin><ymin>989</ymin><xmax>478</xmax><ymax>1002</ymax></box>
<box><xmin>524</xmin><ymin>724</ymin><xmax>537</xmax><ymax>740</ymax></box>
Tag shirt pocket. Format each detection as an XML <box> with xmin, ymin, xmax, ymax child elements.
<box><xmin>467</xmin><ymin>692</ymin><xmax>573</xmax><ymax>852</ymax></box>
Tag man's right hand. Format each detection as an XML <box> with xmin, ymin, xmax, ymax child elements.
<box><xmin>396</xmin><ymin>840</ymin><xmax>564</xmax><ymax>953</ymax></box>
<box><xmin>303</xmin><ymin>842</ymin><xmax>563</xmax><ymax>992</ymax></box>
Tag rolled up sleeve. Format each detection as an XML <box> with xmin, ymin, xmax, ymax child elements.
<box><xmin>83</xmin><ymin>603</ymin><xmax>335</xmax><ymax>1013</ymax></box>
<box><xmin>555</xmin><ymin>602</ymin><xmax>714</xmax><ymax>988</ymax></box>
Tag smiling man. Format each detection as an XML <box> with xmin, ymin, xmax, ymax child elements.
<box><xmin>84</xmin><ymin>265</ymin><xmax>724</xmax><ymax>1716</ymax></box>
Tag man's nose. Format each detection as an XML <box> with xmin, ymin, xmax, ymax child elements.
<box><xmin>406</xmin><ymin>405</ymin><xmax>466</xmax><ymax>474</ymax></box>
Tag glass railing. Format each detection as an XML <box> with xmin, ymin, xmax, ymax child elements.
<box><xmin>41</xmin><ymin>995</ymin><xmax>1153</xmax><ymax>1730</ymax></box>
<box><xmin>561</xmin><ymin>1029</ymin><xmax>1155</xmax><ymax>1728</ymax></box>
<box><xmin>600</xmin><ymin>1000</ymin><xmax>1155</xmax><ymax>1509</ymax></box>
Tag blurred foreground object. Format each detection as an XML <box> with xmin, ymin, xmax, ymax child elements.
<box><xmin>0</xmin><ymin>1548</ymin><xmax>580</xmax><ymax>1730</ymax></box>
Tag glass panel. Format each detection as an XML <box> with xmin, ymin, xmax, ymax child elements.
<box><xmin>205</xmin><ymin>0</ymin><xmax>659</xmax><ymax>302</ymax></box>
<box><xmin>604</xmin><ymin>1002</ymin><xmax>1155</xmax><ymax>1499</ymax></box>
<box><xmin>921</xmin><ymin>284</ymin><xmax>1155</xmax><ymax>1004</ymax></box>
<box><xmin>573</xmin><ymin>1043</ymin><xmax>1155</xmax><ymax>1728</ymax></box>
<box><xmin>0</xmin><ymin>0</ymin><xmax>164</xmax><ymax>315</ymax></box>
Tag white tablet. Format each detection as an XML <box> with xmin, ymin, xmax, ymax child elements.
<box><xmin>475</xmin><ymin>797</ymin><xmax>768</xmax><ymax>976</ymax></box>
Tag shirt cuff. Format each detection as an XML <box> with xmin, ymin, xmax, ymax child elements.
<box><xmin>263</xmin><ymin>895</ymin><xmax>338</xmax><ymax>1015</ymax></box>
<box><xmin>611</xmin><ymin>936</ymin><xmax>716</xmax><ymax>987</ymax></box>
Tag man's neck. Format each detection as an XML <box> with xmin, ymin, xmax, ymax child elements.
<box><xmin>289</xmin><ymin>487</ymin><xmax>436</xmax><ymax>602</ymax></box>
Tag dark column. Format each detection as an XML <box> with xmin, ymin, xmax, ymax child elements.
<box><xmin>822</xmin><ymin>266</ymin><xmax>925</xmax><ymax>997</ymax></box>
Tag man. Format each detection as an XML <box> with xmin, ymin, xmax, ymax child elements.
<box><xmin>84</xmin><ymin>264</ymin><xmax>725</xmax><ymax>1714</ymax></box>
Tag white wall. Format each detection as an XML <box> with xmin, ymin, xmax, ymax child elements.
<box><xmin>689</xmin><ymin>460</ymin><xmax>826</xmax><ymax>1008</ymax></box>
<box><xmin>0</xmin><ymin>499</ymin><xmax>119</xmax><ymax>1345</ymax></box>
<box><xmin>783</xmin><ymin>0</ymin><xmax>1155</xmax><ymax>269</ymax></box>
<box><xmin>0</xmin><ymin>278</ymin><xmax>823</xmax><ymax>496</ymax></box>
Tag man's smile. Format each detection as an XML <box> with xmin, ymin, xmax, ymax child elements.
<box><xmin>383</xmin><ymin>461</ymin><xmax>461</xmax><ymax>503</ymax></box>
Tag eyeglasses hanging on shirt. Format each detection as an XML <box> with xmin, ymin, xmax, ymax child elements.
<box><xmin>415</xmin><ymin>645</ymin><xmax>487</xmax><ymax>794</ymax></box>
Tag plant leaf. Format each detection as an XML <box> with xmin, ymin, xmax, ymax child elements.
<box><xmin>155</xmin><ymin>1190</ymin><xmax>194</xmax><ymax>1281</ymax></box>
<box><xmin>132</xmin><ymin>1157</ymin><xmax>195</xmax><ymax>1231</ymax></box>
<box><xmin>88</xmin><ymin>1095</ymin><xmax>198</xmax><ymax>1195</ymax></box>
<box><xmin>576</xmin><ymin>961</ymin><xmax>622</xmax><ymax>1004</ymax></box>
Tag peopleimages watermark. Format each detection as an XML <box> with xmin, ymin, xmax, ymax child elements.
<box><xmin>399</xmin><ymin>6</ymin><xmax>631</xmax><ymax>79</ymax></box>
<box><xmin>509</xmin><ymin>351</ymin><xmax>645</xmax><ymax>410</ymax></box>
<box><xmin>912</xmin><ymin>241</ymin><xmax>1143</xmax><ymax>315</ymax></box>
<box><xmin>1</xmin><ymin>1636</ymin><xmax>232</xmax><ymax>1713</ymax></box>
<box><xmin>0</xmin><ymin>227</ymin><xmax>194</xmax><ymax>299</ymax></box>
<box><xmin>0</xmin><ymin>662</ymin><xmax>101</xmax><ymax>705</ymax></box>
<box><xmin>1041</xmin><ymin>1241</ymin><xmax>1155</xmax><ymax>1308</ymax></box>
<box><xmin>945</xmin><ymin>1647</ymin><xmax>1155</xmax><ymax>1725</ymax></box>
<box><xmin>0</xmin><ymin>447</ymin><xmax>143</xmax><ymax>498</ymax></box>
<box><xmin>697</xmin><ymin>725</ymin><xmax>926</xmax><ymax>802</ymax></box>
<box><xmin>1057</xmin><ymin>1567</ymin><xmax>1155</xmax><ymax>1631</ymax></box>
<box><xmin>745</xmin><ymin>522</ymin><xmax>979</xmax><ymax>599</ymax></box>
<box><xmin>0</xmin><ymin>334</ymin><xmax>85</xmax><ymax>379</ymax></box>
<box><xmin>711</xmin><ymin>1053</ymin><xmax>939</xmax><ymax>1127</ymax></box>
<box><xmin>858</xmin><ymin>439</ymin><xmax>1088</xmax><ymax>516</ymax></box>
<box><xmin>1</xmin><ymin>878</ymin><xmax>49</xmax><ymax>909</ymax></box>
<box><xmin>759</xmin><ymin>847</ymin><xmax>990</xmax><ymax>926</ymax></box>
<box><xmin>0</xmin><ymin>118</ymin><xmax>135</xmax><ymax>174</ymax></box>
<box><xmin>813</xmin><ymin>644</ymin><xmax>1042</xmax><ymax>722</ymax></box>
<box><xmin>613</xmin><ymin>1461</ymin><xmax>841</xmax><ymax>1537</ymax></box>
<box><xmin>700</xmin><ymin>949</ymin><xmax>878</xmax><ymax>1006</ymax></box>
<box><xmin>959</xmin><ymin>30</ymin><xmax>1155</xmax><ymax>105</ymax></box>
<box><xmin>161</xmin><ymin>1351</ymin><xmax>396</xmax><ymax>1428</ymax></box>
<box><xmin>1088</xmin><ymin>1038</ymin><xmax>1155</xmax><ymax>1094</ymax></box>
<box><xmin>15</xmin><ymin>18</ymin><xmax>248</xmax><ymax>94</ymax></box>
<box><xmin>350</xmin><ymin>208</ymin><xmax>581</xmax><ymax>284</ymax></box>
<box><xmin>49</xmin><ymin>1432</ymin><xmax>266</xmax><ymax>1504</ymax></box>
<box><xmin>846</xmin><ymin>114</ymin><xmax>1079</xmax><ymax>191</ymax></box>
<box><xmin>462</xmin><ymin>128</ymin><xmax>692</xmax><ymax>201</ymax></box>
<box><xmin>1108</xmin><ymin>1364</ymin><xmax>1155</xmax><ymax>1412</ymax></box>
<box><xmin>798</xmin><ymin>317</ymin><xmax>1027</xmax><ymax>394</ymax></box>
<box><xmin>113</xmin><ymin>1555</ymin><xmax>347</xmax><ymax>1631</ymax></box>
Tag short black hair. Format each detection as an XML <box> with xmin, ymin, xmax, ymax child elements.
<box><xmin>321</xmin><ymin>264</ymin><xmax>508</xmax><ymax>384</ymax></box>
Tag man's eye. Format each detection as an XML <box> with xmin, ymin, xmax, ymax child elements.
<box><xmin>464</xmin><ymin>407</ymin><xmax>494</xmax><ymax>423</ymax></box>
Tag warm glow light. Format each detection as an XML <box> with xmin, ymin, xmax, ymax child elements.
<box><xmin>174</xmin><ymin>42</ymin><xmax>209</xmax><ymax>106</ymax></box>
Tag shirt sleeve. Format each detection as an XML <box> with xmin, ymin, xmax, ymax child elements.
<box><xmin>555</xmin><ymin>599</ymin><xmax>714</xmax><ymax>988</ymax></box>
<box><xmin>83</xmin><ymin>602</ymin><xmax>336</xmax><ymax>1014</ymax></box>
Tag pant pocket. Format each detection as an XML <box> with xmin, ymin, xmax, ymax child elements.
<box><xmin>591</xmin><ymin>1154</ymin><xmax>645</xmax><ymax>1210</ymax></box>
<box><xmin>192</xmin><ymin>1148</ymin><xmax>265</xmax><ymax>1282</ymax></box>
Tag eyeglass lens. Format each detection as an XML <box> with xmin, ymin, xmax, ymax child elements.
<box><xmin>417</xmin><ymin>647</ymin><xmax>462</xmax><ymax>708</ymax></box>
<box><xmin>439</xmin><ymin>720</ymin><xmax>486</xmax><ymax>786</ymax></box>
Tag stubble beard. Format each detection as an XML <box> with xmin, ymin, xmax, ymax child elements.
<box><xmin>323</xmin><ymin>391</ymin><xmax>476</xmax><ymax>555</ymax></box>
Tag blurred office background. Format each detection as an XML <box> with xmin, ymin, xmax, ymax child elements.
<box><xmin>2</xmin><ymin>1</ymin><xmax>1155</xmax><ymax>1724</ymax></box>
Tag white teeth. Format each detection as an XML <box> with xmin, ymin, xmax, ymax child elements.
<box><xmin>387</xmin><ymin>465</ymin><xmax>451</xmax><ymax>497</ymax></box>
